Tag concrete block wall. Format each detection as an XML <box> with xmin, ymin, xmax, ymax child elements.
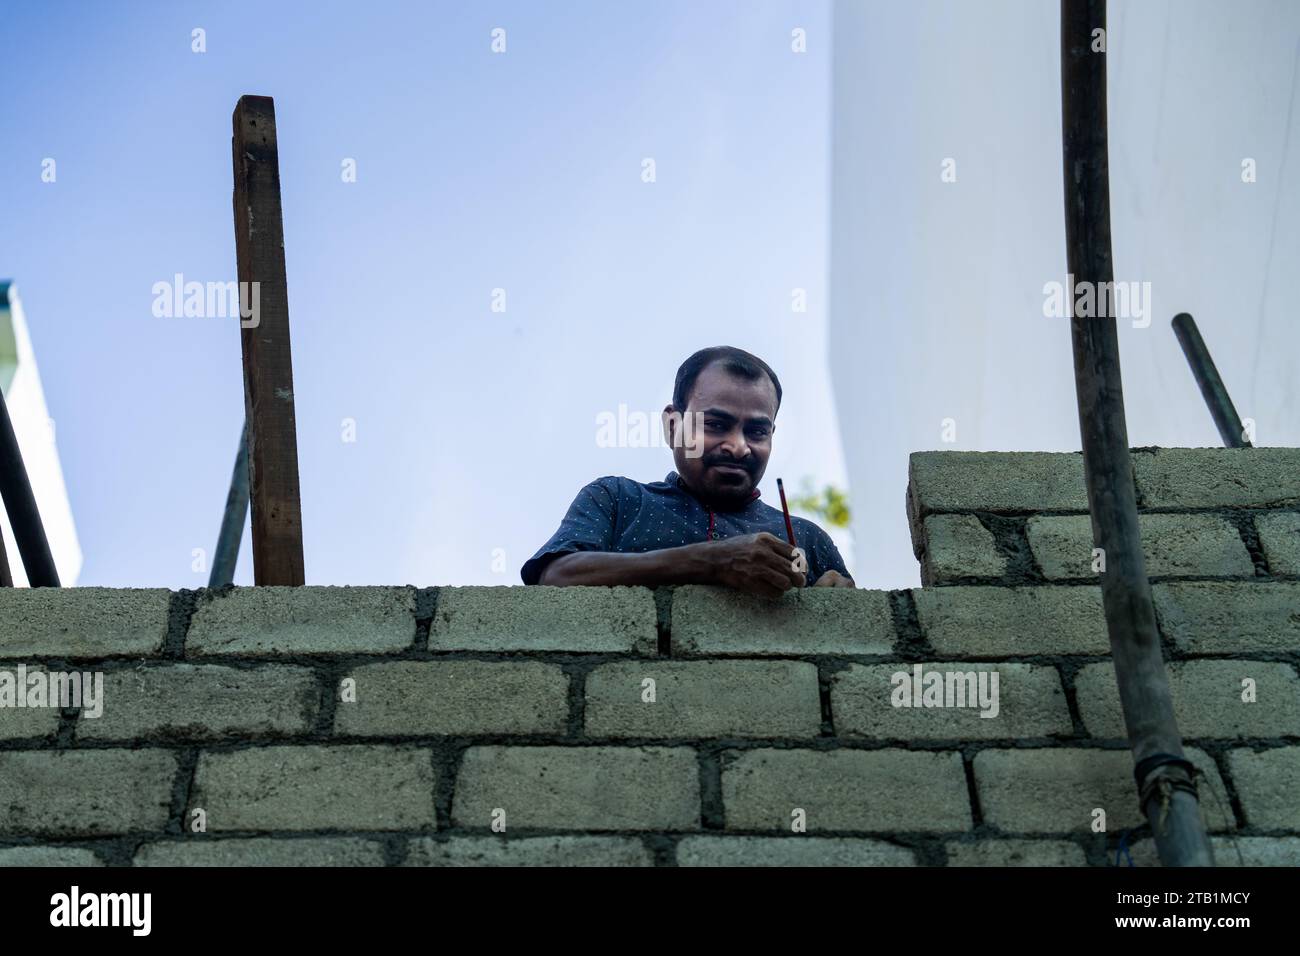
<box><xmin>908</xmin><ymin>446</ymin><xmax>1300</xmax><ymax>586</ymax></box>
<box><xmin>0</xmin><ymin>447</ymin><xmax>1296</xmax><ymax>866</ymax></box>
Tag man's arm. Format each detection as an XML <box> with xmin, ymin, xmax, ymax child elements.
<box><xmin>539</xmin><ymin>533</ymin><xmax>805</xmax><ymax>599</ymax></box>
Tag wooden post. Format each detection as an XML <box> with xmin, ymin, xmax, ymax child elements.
<box><xmin>1061</xmin><ymin>0</ymin><xmax>1212</xmax><ymax>865</ymax></box>
<box><xmin>231</xmin><ymin>95</ymin><xmax>305</xmax><ymax>586</ymax></box>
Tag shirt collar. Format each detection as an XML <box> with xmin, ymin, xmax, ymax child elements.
<box><xmin>666</xmin><ymin>471</ymin><xmax>762</xmax><ymax>506</ymax></box>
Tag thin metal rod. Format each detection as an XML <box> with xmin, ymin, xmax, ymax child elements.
<box><xmin>0</xmin><ymin>387</ymin><xmax>59</xmax><ymax>587</ymax></box>
<box><xmin>0</xmin><ymin>524</ymin><xmax>13</xmax><ymax>587</ymax></box>
<box><xmin>1172</xmin><ymin>313</ymin><xmax>1251</xmax><ymax>448</ymax></box>
<box><xmin>209</xmin><ymin>420</ymin><xmax>250</xmax><ymax>588</ymax></box>
<box><xmin>1061</xmin><ymin>0</ymin><xmax>1213</xmax><ymax>866</ymax></box>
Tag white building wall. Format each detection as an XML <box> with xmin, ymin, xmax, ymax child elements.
<box><xmin>830</xmin><ymin>0</ymin><xmax>1300</xmax><ymax>589</ymax></box>
<box><xmin>0</xmin><ymin>282</ymin><xmax>82</xmax><ymax>586</ymax></box>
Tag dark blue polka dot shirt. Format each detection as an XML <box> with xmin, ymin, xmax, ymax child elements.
<box><xmin>521</xmin><ymin>472</ymin><xmax>852</xmax><ymax>586</ymax></box>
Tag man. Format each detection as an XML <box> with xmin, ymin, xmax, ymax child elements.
<box><xmin>521</xmin><ymin>346</ymin><xmax>854</xmax><ymax>597</ymax></box>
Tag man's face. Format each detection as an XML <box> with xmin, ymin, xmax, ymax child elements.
<box><xmin>664</xmin><ymin>363</ymin><xmax>777</xmax><ymax>509</ymax></box>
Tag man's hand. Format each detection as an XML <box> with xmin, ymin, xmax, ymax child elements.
<box><xmin>709</xmin><ymin>532</ymin><xmax>806</xmax><ymax>599</ymax></box>
<box><xmin>813</xmin><ymin>569</ymin><xmax>855</xmax><ymax>588</ymax></box>
<box><xmin>535</xmin><ymin>533</ymin><xmax>837</xmax><ymax>593</ymax></box>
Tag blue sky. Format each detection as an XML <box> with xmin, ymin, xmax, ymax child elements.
<box><xmin>9</xmin><ymin>0</ymin><xmax>1297</xmax><ymax>592</ymax></box>
<box><xmin>4</xmin><ymin>0</ymin><xmax>845</xmax><ymax>587</ymax></box>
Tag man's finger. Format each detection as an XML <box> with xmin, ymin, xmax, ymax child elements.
<box><xmin>747</xmin><ymin>575</ymin><xmax>785</xmax><ymax>600</ymax></box>
<box><xmin>784</xmin><ymin>562</ymin><xmax>807</xmax><ymax>587</ymax></box>
<box><xmin>814</xmin><ymin>571</ymin><xmax>854</xmax><ymax>588</ymax></box>
<box><xmin>760</xmin><ymin>567</ymin><xmax>797</xmax><ymax>592</ymax></box>
<box><xmin>756</xmin><ymin>533</ymin><xmax>794</xmax><ymax>558</ymax></box>
<box><xmin>759</xmin><ymin>550</ymin><xmax>802</xmax><ymax>580</ymax></box>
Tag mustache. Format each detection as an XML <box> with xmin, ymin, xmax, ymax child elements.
<box><xmin>704</xmin><ymin>455</ymin><xmax>755</xmax><ymax>472</ymax></box>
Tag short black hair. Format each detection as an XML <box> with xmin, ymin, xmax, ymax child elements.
<box><xmin>672</xmin><ymin>346</ymin><xmax>782</xmax><ymax>415</ymax></box>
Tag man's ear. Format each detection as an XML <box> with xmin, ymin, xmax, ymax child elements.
<box><xmin>661</xmin><ymin>405</ymin><xmax>680</xmax><ymax>447</ymax></box>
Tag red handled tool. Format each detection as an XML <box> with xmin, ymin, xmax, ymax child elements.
<box><xmin>776</xmin><ymin>478</ymin><xmax>798</xmax><ymax>549</ymax></box>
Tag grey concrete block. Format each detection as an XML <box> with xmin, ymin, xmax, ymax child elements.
<box><xmin>671</xmin><ymin>585</ymin><xmax>894</xmax><ymax>657</ymax></box>
<box><xmin>1026</xmin><ymin>514</ymin><xmax>1254</xmax><ymax>580</ymax></box>
<box><xmin>430</xmin><ymin>586</ymin><xmax>656</xmax><ymax>654</ymax></box>
<box><xmin>1255</xmin><ymin>512</ymin><xmax>1300</xmax><ymax>575</ymax></box>
<box><xmin>0</xmin><ymin>750</ymin><xmax>178</xmax><ymax>836</ymax></box>
<box><xmin>721</xmin><ymin>748</ymin><xmax>971</xmax><ymax>832</ymax></box>
<box><xmin>452</xmin><ymin>746</ymin><xmax>699</xmax><ymax>831</ymax></box>
<box><xmin>188</xmin><ymin>587</ymin><xmax>416</xmax><ymax>656</ymax></box>
<box><xmin>0</xmin><ymin>666</ymin><xmax>65</xmax><ymax>741</ymax></box>
<box><xmin>134</xmin><ymin>837</ymin><xmax>387</xmax><ymax>866</ymax></box>
<box><xmin>334</xmin><ymin>660</ymin><xmax>568</xmax><ymax>737</ymax></box>
<box><xmin>919</xmin><ymin>515</ymin><xmax>1008</xmax><ymax>584</ymax></box>
<box><xmin>404</xmin><ymin>835</ymin><xmax>653</xmax><ymax>866</ymax></box>
<box><xmin>1134</xmin><ymin>447</ymin><xmax>1300</xmax><ymax>509</ymax></box>
<box><xmin>1227</xmin><ymin>747</ymin><xmax>1300</xmax><ymax>829</ymax></box>
<box><xmin>0</xmin><ymin>588</ymin><xmax>169</xmax><ymax>659</ymax></box>
<box><xmin>909</xmin><ymin>451</ymin><xmax>1089</xmax><ymax>517</ymax></box>
<box><xmin>0</xmin><ymin>705</ymin><xmax>61</xmax><ymax>742</ymax></box>
<box><xmin>831</xmin><ymin>663</ymin><xmax>1071</xmax><ymax>740</ymax></box>
<box><xmin>190</xmin><ymin>745</ymin><xmax>435</xmax><ymax>831</ymax></box>
<box><xmin>972</xmin><ymin>747</ymin><xmax>1232</xmax><ymax>833</ymax></box>
<box><xmin>914</xmin><ymin>586</ymin><xmax>1110</xmax><ymax>657</ymax></box>
<box><xmin>1075</xmin><ymin>660</ymin><xmax>1300</xmax><ymax>739</ymax></box>
<box><xmin>1124</xmin><ymin>836</ymin><xmax>1300</xmax><ymax>867</ymax></box>
<box><xmin>0</xmin><ymin>846</ymin><xmax>104</xmax><ymax>867</ymax></box>
<box><xmin>584</xmin><ymin>660</ymin><xmax>821</xmax><ymax>739</ymax></box>
<box><xmin>1154</xmin><ymin>582</ymin><xmax>1300</xmax><ymax>654</ymax></box>
<box><xmin>676</xmin><ymin>835</ymin><xmax>917</xmax><ymax>866</ymax></box>
<box><xmin>945</xmin><ymin>839</ymin><xmax>1086</xmax><ymax>866</ymax></box>
<box><xmin>77</xmin><ymin>664</ymin><xmax>319</xmax><ymax>741</ymax></box>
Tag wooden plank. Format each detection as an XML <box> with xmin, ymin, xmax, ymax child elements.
<box><xmin>231</xmin><ymin>95</ymin><xmax>305</xmax><ymax>586</ymax></box>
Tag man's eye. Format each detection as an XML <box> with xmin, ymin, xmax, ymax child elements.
<box><xmin>747</xmin><ymin>428</ymin><xmax>770</xmax><ymax>439</ymax></box>
<box><xmin>705</xmin><ymin>421</ymin><xmax>726</xmax><ymax>431</ymax></box>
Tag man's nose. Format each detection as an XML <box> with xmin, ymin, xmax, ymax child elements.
<box><xmin>719</xmin><ymin>429</ymin><xmax>750</xmax><ymax>460</ymax></box>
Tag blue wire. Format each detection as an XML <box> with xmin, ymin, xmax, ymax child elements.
<box><xmin>1114</xmin><ymin>829</ymin><xmax>1135</xmax><ymax>867</ymax></box>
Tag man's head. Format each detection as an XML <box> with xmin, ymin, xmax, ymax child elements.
<box><xmin>662</xmin><ymin>346</ymin><xmax>782</xmax><ymax>510</ymax></box>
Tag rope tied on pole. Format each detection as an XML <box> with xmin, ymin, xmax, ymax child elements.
<box><xmin>1137</xmin><ymin>763</ymin><xmax>1201</xmax><ymax>836</ymax></box>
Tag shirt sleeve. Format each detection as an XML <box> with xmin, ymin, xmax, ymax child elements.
<box><xmin>794</xmin><ymin>519</ymin><xmax>853</xmax><ymax>586</ymax></box>
<box><xmin>520</xmin><ymin>478</ymin><xmax>622</xmax><ymax>585</ymax></box>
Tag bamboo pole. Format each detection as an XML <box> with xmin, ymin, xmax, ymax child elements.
<box><xmin>1060</xmin><ymin>0</ymin><xmax>1213</xmax><ymax>866</ymax></box>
